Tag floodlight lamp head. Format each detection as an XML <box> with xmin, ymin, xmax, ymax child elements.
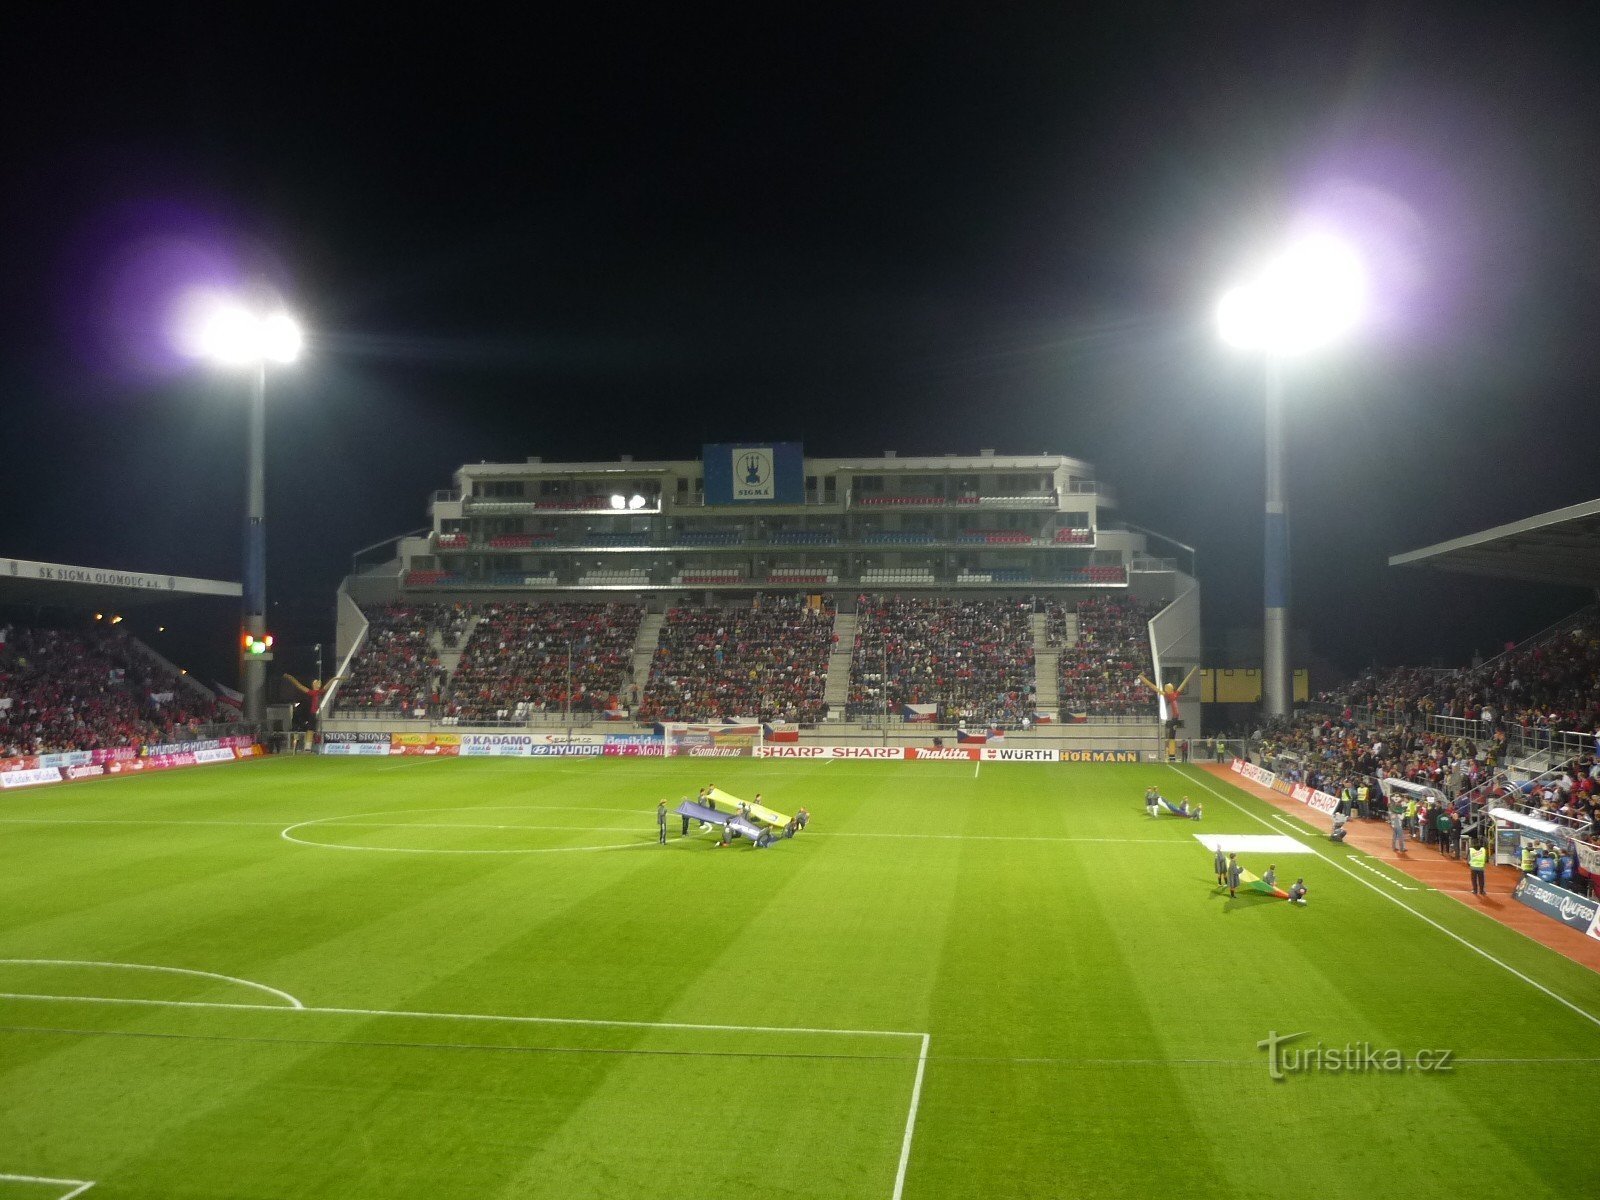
<box><xmin>181</xmin><ymin>291</ymin><xmax>304</xmax><ymax>366</ymax></box>
<box><xmin>609</xmin><ymin>494</ymin><xmax>627</xmax><ymax>509</ymax></box>
<box><xmin>627</xmin><ymin>494</ymin><xmax>646</xmax><ymax>510</ymax></box>
<box><xmin>1217</xmin><ymin>232</ymin><xmax>1367</xmax><ymax>355</ymax></box>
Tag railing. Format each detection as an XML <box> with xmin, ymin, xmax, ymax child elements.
<box><xmin>1128</xmin><ymin>555</ymin><xmax>1178</xmax><ymax>573</ymax></box>
<box><xmin>845</xmin><ymin>712</ymin><xmax>1157</xmax><ymax>728</ymax></box>
<box><xmin>352</xmin><ymin>528</ymin><xmax>428</xmax><ymax>575</ymax></box>
<box><xmin>328</xmin><ymin>709</ymin><xmax>603</xmax><ymax>729</ymax></box>
<box><xmin>1120</xmin><ymin>523</ymin><xmax>1196</xmax><ymax>579</ymax></box>
<box><xmin>1472</xmin><ymin>602</ymin><xmax>1598</xmax><ymax>677</ymax></box>
<box><xmin>184</xmin><ymin>721</ymin><xmax>260</xmax><ymax>742</ymax></box>
<box><xmin>1148</xmin><ymin>584</ymin><xmax>1199</xmax><ymax>727</ymax></box>
<box><xmin>400</xmin><ymin>572</ymin><xmax>1139</xmax><ymax>591</ymax></box>
<box><xmin>1299</xmin><ymin>700</ymin><xmax>1593</xmax><ymax>765</ymax></box>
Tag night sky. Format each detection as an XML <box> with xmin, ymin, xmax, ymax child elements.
<box><xmin>4</xmin><ymin>3</ymin><xmax>1599</xmax><ymax>688</ymax></box>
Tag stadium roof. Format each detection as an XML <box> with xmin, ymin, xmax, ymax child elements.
<box><xmin>0</xmin><ymin>557</ymin><xmax>241</xmax><ymax>609</ymax></box>
<box><xmin>1389</xmin><ymin>498</ymin><xmax>1600</xmax><ymax>589</ymax></box>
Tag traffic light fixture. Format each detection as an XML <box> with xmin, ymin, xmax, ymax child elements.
<box><xmin>241</xmin><ymin>631</ymin><xmax>275</xmax><ymax>660</ymax></box>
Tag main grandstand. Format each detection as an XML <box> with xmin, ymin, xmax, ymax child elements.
<box><xmin>323</xmin><ymin>447</ymin><xmax>1200</xmax><ymax>751</ymax></box>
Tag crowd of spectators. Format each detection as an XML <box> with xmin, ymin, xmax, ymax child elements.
<box><xmin>1256</xmin><ymin>707</ymin><xmax>1599</xmax><ymax>868</ymax></box>
<box><xmin>1258</xmin><ymin>710</ymin><xmax>1490</xmax><ymax>805</ymax></box>
<box><xmin>0</xmin><ymin>623</ymin><xmax>223</xmax><ymax>757</ymax></box>
<box><xmin>639</xmin><ymin>596</ymin><xmax>836</xmax><ymax>723</ymax></box>
<box><xmin>1318</xmin><ymin>618</ymin><xmax>1600</xmax><ymax>739</ymax></box>
<box><xmin>847</xmin><ymin>595</ymin><xmax>1035</xmax><ymax>724</ymax></box>
<box><xmin>337</xmin><ymin>604</ymin><xmax>461</xmax><ymax>714</ymax></box>
<box><xmin>445</xmin><ymin>602</ymin><xmax>642</xmax><ymax>721</ymax></box>
<box><xmin>1048</xmin><ymin>597</ymin><xmax>1160</xmax><ymax>717</ymax></box>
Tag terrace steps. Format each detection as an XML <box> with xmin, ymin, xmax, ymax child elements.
<box><xmin>822</xmin><ymin>612</ymin><xmax>859</xmax><ymax>713</ymax></box>
<box><xmin>434</xmin><ymin>614</ymin><xmax>480</xmax><ymax>690</ymax></box>
<box><xmin>1031</xmin><ymin>612</ymin><xmax>1059</xmax><ymax>714</ymax></box>
<box><xmin>631</xmin><ymin>612</ymin><xmax>666</xmax><ymax>699</ymax></box>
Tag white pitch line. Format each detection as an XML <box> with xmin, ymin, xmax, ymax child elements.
<box><xmin>0</xmin><ymin>803</ymin><xmax>651</xmax><ymax>832</ymax></box>
<box><xmin>819</xmin><ymin>832</ymin><xmax>1191</xmax><ymax>845</ymax></box>
<box><xmin>891</xmin><ymin>1033</ymin><xmax>930</xmax><ymax>1200</ymax></box>
<box><xmin>1268</xmin><ymin>812</ymin><xmax>1420</xmax><ymax>891</ymax></box>
<box><xmin>1174</xmin><ymin>767</ymin><xmax>1600</xmax><ymax>1031</ymax></box>
<box><xmin>0</xmin><ymin>960</ymin><xmax>303</xmax><ymax>1009</ymax></box>
<box><xmin>0</xmin><ymin>1175</ymin><xmax>95</xmax><ymax>1199</ymax></box>
<box><xmin>1347</xmin><ymin>856</ymin><xmax>1420</xmax><ymax>892</ymax></box>
<box><xmin>0</xmin><ymin>815</ymin><xmax>1193</xmax><ymax>846</ymax></box>
<box><xmin>0</xmin><ymin>990</ymin><xmax>925</xmax><ymax>1040</ymax></box>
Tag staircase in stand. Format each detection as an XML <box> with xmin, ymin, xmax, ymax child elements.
<box><xmin>1031</xmin><ymin>612</ymin><xmax>1059</xmax><ymax>716</ymax></box>
<box><xmin>822</xmin><ymin>612</ymin><xmax>858</xmax><ymax>716</ymax></box>
<box><xmin>630</xmin><ymin>612</ymin><xmax>666</xmax><ymax>702</ymax></box>
<box><xmin>434</xmin><ymin>613</ymin><xmax>480</xmax><ymax>694</ymax></box>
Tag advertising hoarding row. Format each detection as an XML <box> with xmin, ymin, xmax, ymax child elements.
<box><xmin>1229</xmin><ymin>757</ymin><xmax>1341</xmax><ymax>815</ymax></box>
<box><xmin>319</xmin><ymin>735</ymin><xmax>1140</xmax><ymax>764</ymax></box>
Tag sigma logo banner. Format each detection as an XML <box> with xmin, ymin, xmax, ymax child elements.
<box><xmin>702</xmin><ymin>442</ymin><xmax>804</xmax><ymax>506</ymax></box>
<box><xmin>1512</xmin><ymin>875</ymin><xmax>1599</xmax><ymax>933</ymax></box>
<box><xmin>733</xmin><ymin>447</ymin><xmax>775</xmax><ymax>500</ymax></box>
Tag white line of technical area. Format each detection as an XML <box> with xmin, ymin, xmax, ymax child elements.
<box><xmin>0</xmin><ymin>1174</ymin><xmax>96</xmax><ymax>1199</ymax></box>
<box><xmin>1268</xmin><ymin>811</ymin><xmax>1419</xmax><ymax>890</ymax></box>
<box><xmin>1174</xmin><ymin>767</ymin><xmax>1600</xmax><ymax>1031</ymax></box>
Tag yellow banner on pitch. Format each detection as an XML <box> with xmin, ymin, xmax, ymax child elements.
<box><xmin>707</xmin><ymin>786</ymin><xmax>790</xmax><ymax>827</ymax></box>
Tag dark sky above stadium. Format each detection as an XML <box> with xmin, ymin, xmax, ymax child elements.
<box><xmin>4</xmin><ymin>2</ymin><xmax>1599</xmax><ymax>684</ymax></box>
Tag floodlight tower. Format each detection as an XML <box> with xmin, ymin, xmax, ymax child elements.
<box><xmin>193</xmin><ymin>302</ymin><xmax>304</xmax><ymax>726</ymax></box>
<box><xmin>1217</xmin><ymin>234</ymin><xmax>1366</xmax><ymax>719</ymax></box>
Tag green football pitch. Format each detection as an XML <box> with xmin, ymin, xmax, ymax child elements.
<box><xmin>2</xmin><ymin>756</ymin><xmax>1597</xmax><ymax>1199</ymax></box>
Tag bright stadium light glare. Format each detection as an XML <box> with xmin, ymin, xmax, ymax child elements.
<box><xmin>1217</xmin><ymin>228</ymin><xmax>1368</xmax><ymax>721</ymax></box>
<box><xmin>170</xmin><ymin>286</ymin><xmax>306</xmax><ymax>726</ymax></box>
<box><xmin>1216</xmin><ymin>232</ymin><xmax>1367</xmax><ymax>355</ymax></box>
<box><xmin>260</xmin><ymin>311</ymin><xmax>304</xmax><ymax>364</ymax></box>
<box><xmin>609</xmin><ymin>494</ymin><xmax>627</xmax><ymax>509</ymax></box>
<box><xmin>627</xmin><ymin>493</ymin><xmax>646</xmax><ymax>510</ymax></box>
<box><xmin>178</xmin><ymin>290</ymin><xmax>305</xmax><ymax>366</ymax></box>
<box><xmin>195</xmin><ymin>301</ymin><xmax>263</xmax><ymax>364</ymax></box>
